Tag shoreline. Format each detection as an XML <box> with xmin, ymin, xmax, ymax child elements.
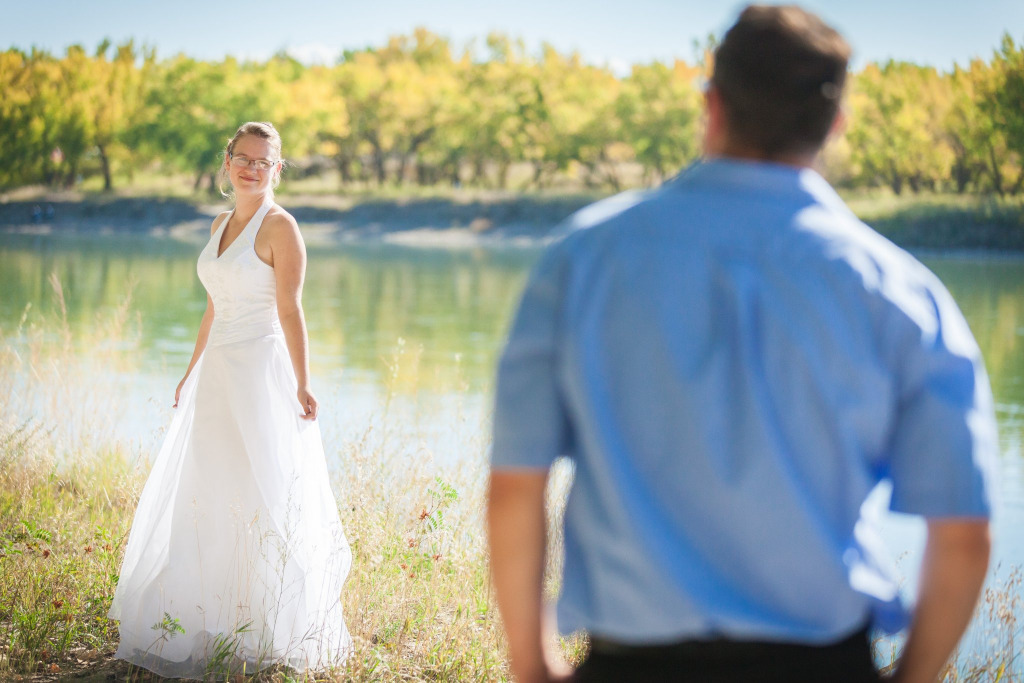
<box><xmin>1</xmin><ymin>192</ymin><xmax>1023</xmax><ymax>252</ymax></box>
<box><xmin>0</xmin><ymin>194</ymin><xmax>594</xmax><ymax>249</ymax></box>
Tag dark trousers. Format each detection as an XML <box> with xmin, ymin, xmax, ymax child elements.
<box><xmin>573</xmin><ymin>626</ymin><xmax>881</xmax><ymax>683</ymax></box>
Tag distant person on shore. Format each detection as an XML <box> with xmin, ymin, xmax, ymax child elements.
<box><xmin>488</xmin><ymin>5</ymin><xmax>996</xmax><ymax>683</ymax></box>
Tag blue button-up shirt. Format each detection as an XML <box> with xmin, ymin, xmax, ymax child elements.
<box><xmin>491</xmin><ymin>158</ymin><xmax>997</xmax><ymax>644</ymax></box>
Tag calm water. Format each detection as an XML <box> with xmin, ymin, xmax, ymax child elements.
<box><xmin>2</xmin><ymin>232</ymin><xmax>1023</xmax><ymax>662</ymax></box>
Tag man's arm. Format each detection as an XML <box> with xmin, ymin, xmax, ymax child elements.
<box><xmin>489</xmin><ymin>242</ymin><xmax>572</xmax><ymax>681</ymax></box>
<box><xmin>892</xmin><ymin>519</ymin><xmax>990</xmax><ymax>683</ymax></box>
<box><xmin>488</xmin><ymin>470</ymin><xmax>565</xmax><ymax>683</ymax></box>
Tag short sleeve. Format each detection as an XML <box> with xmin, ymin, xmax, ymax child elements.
<box><xmin>885</xmin><ymin>283</ymin><xmax>999</xmax><ymax>518</ymax></box>
<box><xmin>491</xmin><ymin>246</ymin><xmax>573</xmax><ymax>470</ymax></box>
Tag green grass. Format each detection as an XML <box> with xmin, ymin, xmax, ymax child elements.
<box><xmin>0</xmin><ymin>423</ymin><xmax>132</xmax><ymax>677</ymax></box>
<box><xmin>0</xmin><ymin>417</ymin><xmax>510</xmax><ymax>681</ymax></box>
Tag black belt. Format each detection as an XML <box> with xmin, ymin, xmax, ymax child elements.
<box><xmin>588</xmin><ymin>625</ymin><xmax>871</xmax><ymax>659</ymax></box>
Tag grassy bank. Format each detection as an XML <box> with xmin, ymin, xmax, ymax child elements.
<box><xmin>2</xmin><ymin>181</ymin><xmax>1023</xmax><ymax>251</ymax></box>
<box><xmin>0</xmin><ymin>183</ymin><xmax>602</xmax><ymax>243</ymax></box>
<box><xmin>846</xmin><ymin>192</ymin><xmax>1024</xmax><ymax>252</ymax></box>
<box><xmin>0</xmin><ymin>420</ymin><xmax>521</xmax><ymax>681</ymax></box>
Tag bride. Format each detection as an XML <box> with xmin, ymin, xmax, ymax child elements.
<box><xmin>108</xmin><ymin>121</ymin><xmax>352</xmax><ymax>677</ymax></box>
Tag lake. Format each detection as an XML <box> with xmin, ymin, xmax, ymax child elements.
<box><xmin>2</xmin><ymin>231</ymin><xmax>1022</xmax><ymax>667</ymax></box>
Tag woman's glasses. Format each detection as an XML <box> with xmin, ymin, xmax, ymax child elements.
<box><xmin>229</xmin><ymin>154</ymin><xmax>278</xmax><ymax>171</ymax></box>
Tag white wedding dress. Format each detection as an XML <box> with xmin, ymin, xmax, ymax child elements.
<box><xmin>109</xmin><ymin>200</ymin><xmax>351</xmax><ymax>678</ymax></box>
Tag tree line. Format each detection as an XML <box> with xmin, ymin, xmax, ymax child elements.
<box><xmin>1</xmin><ymin>28</ymin><xmax>1022</xmax><ymax>195</ymax></box>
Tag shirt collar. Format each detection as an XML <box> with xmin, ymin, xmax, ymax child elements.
<box><xmin>670</xmin><ymin>157</ymin><xmax>848</xmax><ymax>213</ymax></box>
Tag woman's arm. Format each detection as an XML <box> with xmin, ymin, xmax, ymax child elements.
<box><xmin>264</xmin><ymin>210</ymin><xmax>318</xmax><ymax>420</ymax></box>
<box><xmin>175</xmin><ymin>293</ymin><xmax>214</xmax><ymax>407</ymax></box>
<box><xmin>174</xmin><ymin>214</ymin><xmax>228</xmax><ymax>407</ymax></box>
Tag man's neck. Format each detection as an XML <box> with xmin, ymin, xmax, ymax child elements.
<box><xmin>707</xmin><ymin>143</ymin><xmax>817</xmax><ymax>170</ymax></box>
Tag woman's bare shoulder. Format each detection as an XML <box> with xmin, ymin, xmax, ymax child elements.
<box><xmin>210</xmin><ymin>210</ymin><xmax>232</xmax><ymax>235</ymax></box>
<box><xmin>263</xmin><ymin>206</ymin><xmax>301</xmax><ymax>241</ymax></box>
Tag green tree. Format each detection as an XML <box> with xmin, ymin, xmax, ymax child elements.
<box><xmin>126</xmin><ymin>55</ymin><xmax>249</xmax><ymax>193</ymax></box>
<box><xmin>336</xmin><ymin>28</ymin><xmax>459</xmax><ymax>185</ymax></box>
<box><xmin>461</xmin><ymin>34</ymin><xmax>546</xmax><ymax>188</ymax></box>
<box><xmin>945</xmin><ymin>60</ymin><xmax>1008</xmax><ymax>194</ymax></box>
<box><xmin>983</xmin><ymin>34</ymin><xmax>1024</xmax><ymax>194</ymax></box>
<box><xmin>523</xmin><ymin>44</ymin><xmax>614</xmax><ymax>189</ymax></box>
<box><xmin>847</xmin><ymin>61</ymin><xmax>954</xmax><ymax>194</ymax></box>
<box><xmin>617</xmin><ymin>60</ymin><xmax>703</xmax><ymax>185</ymax></box>
<box><xmin>0</xmin><ymin>49</ymin><xmax>39</xmax><ymax>187</ymax></box>
<box><xmin>3</xmin><ymin>29</ymin><xmax>1023</xmax><ymax>196</ymax></box>
<box><xmin>89</xmin><ymin>40</ymin><xmax>153</xmax><ymax>190</ymax></box>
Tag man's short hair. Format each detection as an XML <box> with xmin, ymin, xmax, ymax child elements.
<box><xmin>711</xmin><ymin>4</ymin><xmax>851</xmax><ymax>158</ymax></box>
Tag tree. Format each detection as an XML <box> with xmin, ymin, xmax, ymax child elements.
<box><xmin>983</xmin><ymin>34</ymin><xmax>1024</xmax><ymax>194</ymax></box>
<box><xmin>1</xmin><ymin>30</ymin><xmax>1021</xmax><ymax>196</ymax></box>
<box><xmin>89</xmin><ymin>40</ymin><xmax>153</xmax><ymax>190</ymax></box>
<box><xmin>460</xmin><ymin>34</ymin><xmax>547</xmax><ymax>188</ymax></box>
<box><xmin>335</xmin><ymin>28</ymin><xmax>459</xmax><ymax>186</ymax></box>
<box><xmin>617</xmin><ymin>60</ymin><xmax>702</xmax><ymax>185</ymax></box>
<box><xmin>0</xmin><ymin>49</ymin><xmax>38</xmax><ymax>187</ymax></box>
<box><xmin>846</xmin><ymin>61</ymin><xmax>954</xmax><ymax>194</ymax></box>
<box><xmin>946</xmin><ymin>60</ymin><xmax>1007</xmax><ymax>194</ymax></box>
<box><xmin>126</xmin><ymin>55</ymin><xmax>250</xmax><ymax>193</ymax></box>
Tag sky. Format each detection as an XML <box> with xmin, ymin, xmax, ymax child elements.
<box><xmin>2</xmin><ymin>0</ymin><xmax>1021</xmax><ymax>73</ymax></box>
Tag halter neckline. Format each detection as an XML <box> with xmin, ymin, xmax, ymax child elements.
<box><xmin>216</xmin><ymin>200</ymin><xmax>274</xmax><ymax>260</ymax></box>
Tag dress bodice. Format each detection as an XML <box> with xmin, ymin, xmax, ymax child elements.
<box><xmin>197</xmin><ymin>200</ymin><xmax>280</xmax><ymax>346</ymax></box>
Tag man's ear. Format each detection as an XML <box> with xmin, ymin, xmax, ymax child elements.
<box><xmin>828</xmin><ymin>107</ymin><xmax>846</xmax><ymax>140</ymax></box>
<box><xmin>703</xmin><ymin>85</ymin><xmax>726</xmax><ymax>155</ymax></box>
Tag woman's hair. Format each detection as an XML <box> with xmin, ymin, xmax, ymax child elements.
<box><xmin>219</xmin><ymin>121</ymin><xmax>285</xmax><ymax>199</ymax></box>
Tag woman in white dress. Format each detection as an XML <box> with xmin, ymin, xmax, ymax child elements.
<box><xmin>109</xmin><ymin>122</ymin><xmax>351</xmax><ymax>678</ymax></box>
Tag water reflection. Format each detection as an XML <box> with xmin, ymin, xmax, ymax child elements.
<box><xmin>4</xmin><ymin>238</ymin><xmax>1022</xmax><ymax>436</ymax></box>
<box><xmin>0</xmin><ymin>235</ymin><xmax>536</xmax><ymax>395</ymax></box>
<box><xmin>928</xmin><ymin>256</ymin><xmax>1024</xmax><ymax>427</ymax></box>
<box><xmin>302</xmin><ymin>244</ymin><xmax>533</xmax><ymax>392</ymax></box>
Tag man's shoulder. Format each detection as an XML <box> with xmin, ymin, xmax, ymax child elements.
<box><xmin>795</xmin><ymin>203</ymin><xmax>934</xmax><ymax>289</ymax></box>
<box><xmin>791</xmin><ymin>204</ymin><xmax>964</xmax><ymax>340</ymax></box>
<box><xmin>547</xmin><ymin>184</ymin><xmax>685</xmax><ymax>257</ymax></box>
<box><xmin>558</xmin><ymin>189</ymin><xmax>654</xmax><ymax>234</ymax></box>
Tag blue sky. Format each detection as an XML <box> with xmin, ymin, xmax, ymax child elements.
<box><xmin>2</xmin><ymin>0</ymin><xmax>1021</xmax><ymax>72</ymax></box>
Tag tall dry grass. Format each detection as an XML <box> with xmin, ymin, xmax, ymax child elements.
<box><xmin>0</xmin><ymin>274</ymin><xmax>143</xmax><ymax>676</ymax></box>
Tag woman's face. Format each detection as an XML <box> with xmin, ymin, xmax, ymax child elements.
<box><xmin>226</xmin><ymin>134</ymin><xmax>281</xmax><ymax>198</ymax></box>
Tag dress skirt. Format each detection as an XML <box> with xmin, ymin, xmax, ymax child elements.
<box><xmin>108</xmin><ymin>330</ymin><xmax>351</xmax><ymax>678</ymax></box>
